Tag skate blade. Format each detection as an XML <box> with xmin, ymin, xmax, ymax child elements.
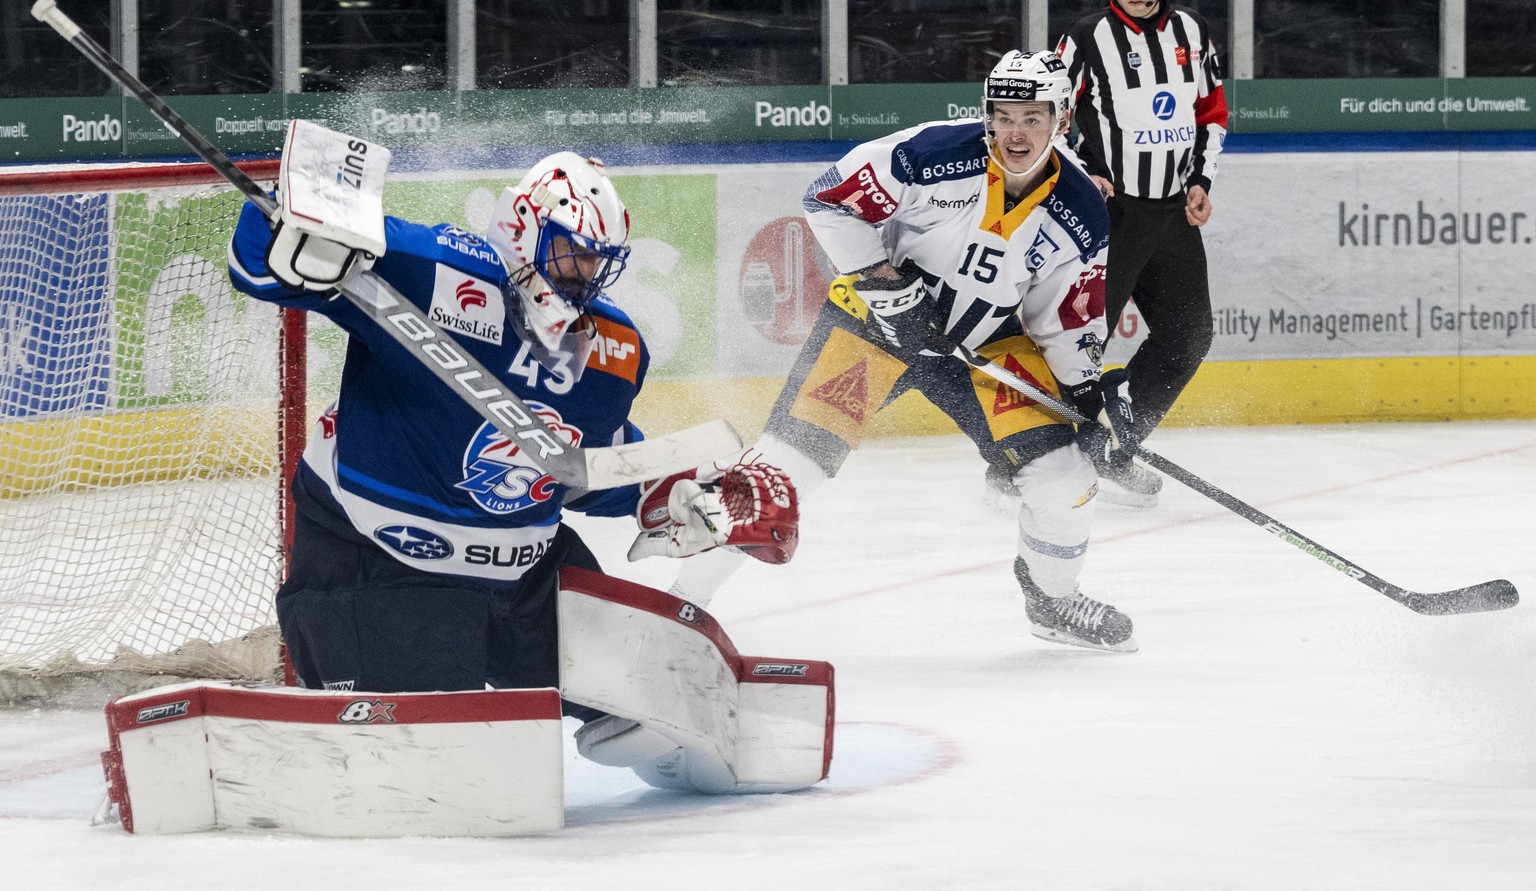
<box><xmin>1029</xmin><ymin>625</ymin><xmax>1139</xmax><ymax>654</ymax></box>
<box><xmin>1094</xmin><ymin>481</ymin><xmax>1158</xmax><ymax>509</ymax></box>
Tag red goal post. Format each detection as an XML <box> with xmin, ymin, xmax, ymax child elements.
<box><xmin>0</xmin><ymin>158</ymin><xmax>317</xmax><ymax>705</ymax></box>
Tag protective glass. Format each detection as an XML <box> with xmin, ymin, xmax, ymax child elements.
<box><xmin>534</xmin><ymin>217</ymin><xmax>631</xmax><ymax>309</ymax></box>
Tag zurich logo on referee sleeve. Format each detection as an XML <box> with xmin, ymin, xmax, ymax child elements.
<box><xmin>374</xmin><ymin>525</ymin><xmax>454</xmax><ymax>560</ymax></box>
<box><xmin>1152</xmin><ymin>91</ymin><xmax>1177</xmax><ymax>120</ymax></box>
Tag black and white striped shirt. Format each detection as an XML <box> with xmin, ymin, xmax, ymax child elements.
<box><xmin>1057</xmin><ymin>2</ymin><xmax>1228</xmax><ymax>200</ymax></box>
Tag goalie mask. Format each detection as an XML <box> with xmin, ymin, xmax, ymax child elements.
<box><xmin>487</xmin><ymin>152</ymin><xmax>632</xmax><ymax>374</ymax></box>
<box><xmin>982</xmin><ymin>50</ymin><xmax>1072</xmax><ymax>178</ymax></box>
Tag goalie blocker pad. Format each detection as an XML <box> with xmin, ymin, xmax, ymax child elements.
<box><xmin>101</xmin><ymin>684</ymin><xmax>563</xmax><ymax>837</ymax></box>
<box><xmin>276</xmin><ymin>119</ymin><xmax>390</xmax><ymax>256</ymax></box>
<box><xmin>558</xmin><ymin>566</ymin><xmax>834</xmax><ymax>794</ymax></box>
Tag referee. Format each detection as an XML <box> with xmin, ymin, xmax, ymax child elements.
<box><xmin>1057</xmin><ymin>0</ymin><xmax>1228</xmax><ymax>507</ymax></box>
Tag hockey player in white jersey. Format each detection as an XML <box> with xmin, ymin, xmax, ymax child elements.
<box><xmin>667</xmin><ymin>50</ymin><xmax>1141</xmax><ymax>652</ymax></box>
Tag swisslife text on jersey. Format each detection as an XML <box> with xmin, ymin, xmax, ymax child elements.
<box><xmin>228</xmin><ymin>203</ymin><xmax>651</xmax><ymax>582</ymax></box>
<box><xmin>803</xmin><ymin>119</ymin><xmax>1111</xmax><ymax>388</ymax></box>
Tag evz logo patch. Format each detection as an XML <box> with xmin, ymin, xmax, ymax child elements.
<box><xmin>814</xmin><ymin>163</ymin><xmax>898</xmax><ymax>224</ymax></box>
<box><xmin>1025</xmin><ymin>227</ymin><xmax>1062</xmax><ymax>271</ymax></box>
<box><xmin>428</xmin><ymin>265</ymin><xmax>504</xmax><ymax>345</ymax></box>
<box><xmin>456</xmin><ymin>404</ymin><xmax>581</xmax><ymax>514</ymax></box>
<box><xmin>1076</xmin><ymin>332</ymin><xmax>1105</xmax><ymax>365</ymax></box>
<box><xmin>374</xmin><ymin>524</ymin><xmax>453</xmax><ymax>560</ymax></box>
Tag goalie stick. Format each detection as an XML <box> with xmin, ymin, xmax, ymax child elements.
<box><xmin>31</xmin><ymin>0</ymin><xmax>739</xmax><ymax>491</ymax></box>
<box><xmin>931</xmin><ymin>332</ymin><xmax>1518</xmax><ymax>617</ymax></box>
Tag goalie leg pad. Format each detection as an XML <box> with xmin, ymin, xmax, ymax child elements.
<box><xmin>558</xmin><ymin>567</ymin><xmax>834</xmax><ymax>794</ymax></box>
<box><xmin>102</xmin><ymin>683</ymin><xmax>564</xmax><ymax>837</ymax></box>
<box><xmin>1013</xmin><ymin>443</ymin><xmax>1098</xmax><ymax>599</ymax></box>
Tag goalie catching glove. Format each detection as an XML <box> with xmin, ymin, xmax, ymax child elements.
<box><xmin>628</xmin><ymin>460</ymin><xmax>800</xmax><ymax>564</ymax></box>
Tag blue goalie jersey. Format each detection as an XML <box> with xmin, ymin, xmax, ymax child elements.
<box><xmin>228</xmin><ymin>202</ymin><xmax>649</xmax><ymax>582</ymax></box>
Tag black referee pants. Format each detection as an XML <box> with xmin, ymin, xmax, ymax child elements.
<box><xmin>1103</xmin><ymin>193</ymin><xmax>1215</xmax><ymax>440</ymax></box>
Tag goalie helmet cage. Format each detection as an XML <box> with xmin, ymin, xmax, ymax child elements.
<box><xmin>0</xmin><ymin>158</ymin><xmax>310</xmax><ymax>706</ymax></box>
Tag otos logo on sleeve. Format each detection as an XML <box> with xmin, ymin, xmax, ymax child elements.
<box><xmin>814</xmin><ymin>163</ymin><xmax>898</xmax><ymax>224</ymax></box>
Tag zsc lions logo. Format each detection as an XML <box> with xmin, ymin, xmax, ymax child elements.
<box><xmin>374</xmin><ymin>525</ymin><xmax>453</xmax><ymax>560</ymax></box>
<box><xmin>456</xmin><ymin>403</ymin><xmax>583</xmax><ymax>514</ymax></box>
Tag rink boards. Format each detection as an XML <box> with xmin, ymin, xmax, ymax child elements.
<box><xmin>4</xmin><ymin>146</ymin><xmax>1532</xmax><ymax>494</ymax></box>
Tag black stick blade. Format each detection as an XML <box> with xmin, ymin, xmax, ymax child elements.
<box><xmin>1402</xmin><ymin>579</ymin><xmax>1519</xmax><ymax>616</ymax></box>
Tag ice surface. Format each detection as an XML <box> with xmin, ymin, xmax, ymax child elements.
<box><xmin>2</xmin><ymin>421</ymin><xmax>1533</xmax><ymax>889</ymax></box>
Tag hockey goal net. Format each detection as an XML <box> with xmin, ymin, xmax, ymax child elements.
<box><xmin>0</xmin><ymin>160</ymin><xmax>324</xmax><ymax>706</ymax></box>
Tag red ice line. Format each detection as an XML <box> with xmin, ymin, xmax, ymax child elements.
<box><xmin>0</xmin><ymin>751</ymin><xmax>100</xmax><ymax>787</ymax></box>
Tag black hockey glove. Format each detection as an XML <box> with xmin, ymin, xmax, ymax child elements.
<box><xmin>854</xmin><ymin>263</ymin><xmax>938</xmax><ymax>353</ymax></box>
<box><xmin>1071</xmin><ymin>368</ymin><xmax>1138</xmax><ymax>469</ymax></box>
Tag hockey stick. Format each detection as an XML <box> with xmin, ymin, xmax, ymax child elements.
<box><xmin>934</xmin><ymin>333</ymin><xmax>1518</xmax><ymax>617</ymax></box>
<box><xmin>31</xmin><ymin>0</ymin><xmax>739</xmax><ymax>490</ymax></box>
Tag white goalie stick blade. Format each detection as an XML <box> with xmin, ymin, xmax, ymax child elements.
<box><xmin>580</xmin><ymin>420</ymin><xmax>743</xmax><ymax>491</ymax></box>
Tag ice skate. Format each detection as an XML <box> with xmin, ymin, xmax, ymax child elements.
<box><xmin>1093</xmin><ymin>451</ymin><xmax>1161</xmax><ymax>509</ymax></box>
<box><xmin>1015</xmin><ymin>558</ymin><xmax>1136</xmax><ymax>653</ymax></box>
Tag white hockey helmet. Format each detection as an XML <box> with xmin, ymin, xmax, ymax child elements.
<box><xmin>983</xmin><ymin>49</ymin><xmax>1072</xmax><ymax>122</ymax></box>
<box><xmin>982</xmin><ymin>50</ymin><xmax>1073</xmax><ymax>178</ymax></box>
<box><xmin>486</xmin><ymin>152</ymin><xmax>631</xmax><ymax>367</ymax></box>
